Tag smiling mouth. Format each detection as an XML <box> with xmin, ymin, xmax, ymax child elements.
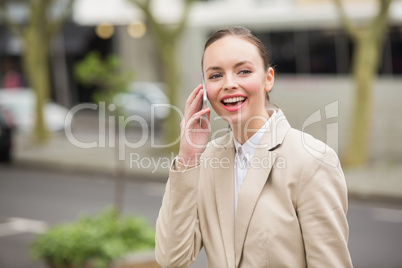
<box><xmin>222</xmin><ymin>96</ymin><xmax>247</xmax><ymax>107</ymax></box>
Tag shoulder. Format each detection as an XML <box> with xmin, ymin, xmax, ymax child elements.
<box><xmin>281</xmin><ymin>128</ymin><xmax>340</xmax><ymax>169</ymax></box>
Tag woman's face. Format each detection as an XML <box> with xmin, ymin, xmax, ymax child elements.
<box><xmin>203</xmin><ymin>36</ymin><xmax>274</xmax><ymax>129</ymax></box>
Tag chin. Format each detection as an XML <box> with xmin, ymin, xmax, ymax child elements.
<box><xmin>218</xmin><ymin>112</ymin><xmax>247</xmax><ymax>127</ymax></box>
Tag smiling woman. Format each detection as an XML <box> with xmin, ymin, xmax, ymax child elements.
<box><xmin>155</xmin><ymin>26</ymin><xmax>353</xmax><ymax>268</ymax></box>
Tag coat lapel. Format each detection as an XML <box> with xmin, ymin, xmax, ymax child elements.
<box><xmin>213</xmin><ymin>132</ymin><xmax>236</xmax><ymax>268</ymax></box>
<box><xmin>234</xmin><ymin>109</ymin><xmax>291</xmax><ymax>266</ymax></box>
<box><xmin>211</xmin><ymin>110</ymin><xmax>291</xmax><ymax>267</ymax></box>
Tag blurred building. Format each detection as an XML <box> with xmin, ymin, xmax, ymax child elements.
<box><xmin>0</xmin><ymin>1</ymin><xmax>114</xmax><ymax>106</ymax></box>
<box><xmin>73</xmin><ymin>0</ymin><xmax>401</xmax><ymax>160</ymax></box>
<box><xmin>73</xmin><ymin>0</ymin><xmax>401</xmax><ymax>83</ymax></box>
<box><xmin>1</xmin><ymin>0</ymin><xmax>401</xmax><ymax>104</ymax></box>
<box><xmin>1</xmin><ymin>0</ymin><xmax>401</xmax><ymax>158</ymax></box>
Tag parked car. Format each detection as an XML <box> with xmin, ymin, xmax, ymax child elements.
<box><xmin>0</xmin><ymin>106</ymin><xmax>14</xmax><ymax>162</ymax></box>
<box><xmin>113</xmin><ymin>82</ymin><xmax>170</xmax><ymax>129</ymax></box>
<box><xmin>0</xmin><ymin>88</ymin><xmax>70</xmax><ymax>133</ymax></box>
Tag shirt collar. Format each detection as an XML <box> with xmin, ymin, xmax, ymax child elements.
<box><xmin>233</xmin><ymin>110</ymin><xmax>277</xmax><ymax>160</ymax></box>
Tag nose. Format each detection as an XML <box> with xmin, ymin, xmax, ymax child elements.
<box><xmin>223</xmin><ymin>74</ymin><xmax>238</xmax><ymax>91</ymax></box>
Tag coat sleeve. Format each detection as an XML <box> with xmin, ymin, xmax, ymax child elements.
<box><xmin>296</xmin><ymin>147</ymin><xmax>353</xmax><ymax>268</ymax></box>
<box><xmin>155</xmin><ymin>159</ymin><xmax>203</xmax><ymax>268</ymax></box>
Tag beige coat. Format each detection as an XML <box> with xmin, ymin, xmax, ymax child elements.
<box><xmin>155</xmin><ymin>110</ymin><xmax>353</xmax><ymax>268</ymax></box>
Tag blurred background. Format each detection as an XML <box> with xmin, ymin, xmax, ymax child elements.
<box><xmin>0</xmin><ymin>0</ymin><xmax>401</xmax><ymax>267</ymax></box>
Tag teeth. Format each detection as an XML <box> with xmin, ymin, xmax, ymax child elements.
<box><xmin>223</xmin><ymin>97</ymin><xmax>246</xmax><ymax>103</ymax></box>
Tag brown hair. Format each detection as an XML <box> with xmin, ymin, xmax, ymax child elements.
<box><xmin>202</xmin><ymin>26</ymin><xmax>272</xmax><ymax>102</ymax></box>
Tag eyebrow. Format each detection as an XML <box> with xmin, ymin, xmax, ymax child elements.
<box><xmin>205</xmin><ymin>60</ymin><xmax>254</xmax><ymax>73</ymax></box>
<box><xmin>234</xmin><ymin>60</ymin><xmax>254</xmax><ymax>69</ymax></box>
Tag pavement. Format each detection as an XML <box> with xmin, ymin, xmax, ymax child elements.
<box><xmin>12</xmin><ymin>129</ymin><xmax>171</xmax><ymax>181</ymax></box>
<box><xmin>9</xmin><ymin>121</ymin><xmax>402</xmax><ymax>203</ymax></box>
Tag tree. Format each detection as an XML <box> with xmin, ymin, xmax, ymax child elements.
<box><xmin>0</xmin><ymin>0</ymin><xmax>75</xmax><ymax>143</ymax></box>
<box><xmin>333</xmin><ymin>0</ymin><xmax>393</xmax><ymax>166</ymax></box>
<box><xmin>129</xmin><ymin>0</ymin><xmax>196</xmax><ymax>153</ymax></box>
<box><xmin>75</xmin><ymin>51</ymin><xmax>134</xmax><ymax>214</ymax></box>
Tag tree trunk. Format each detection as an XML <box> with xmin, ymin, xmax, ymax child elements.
<box><xmin>345</xmin><ymin>30</ymin><xmax>382</xmax><ymax>166</ymax></box>
<box><xmin>1</xmin><ymin>0</ymin><xmax>74</xmax><ymax>144</ymax></box>
<box><xmin>129</xmin><ymin>0</ymin><xmax>194</xmax><ymax>154</ymax></box>
<box><xmin>23</xmin><ymin>25</ymin><xmax>50</xmax><ymax>143</ymax></box>
<box><xmin>114</xmin><ymin>116</ymin><xmax>126</xmax><ymax>215</ymax></box>
<box><xmin>51</xmin><ymin>32</ymin><xmax>71</xmax><ymax>108</ymax></box>
<box><xmin>331</xmin><ymin>0</ymin><xmax>392</xmax><ymax>166</ymax></box>
<box><xmin>160</xmin><ymin>41</ymin><xmax>181</xmax><ymax>153</ymax></box>
<box><xmin>20</xmin><ymin>0</ymin><xmax>52</xmax><ymax>143</ymax></box>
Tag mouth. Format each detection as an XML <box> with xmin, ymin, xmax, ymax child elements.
<box><xmin>221</xmin><ymin>96</ymin><xmax>247</xmax><ymax>107</ymax></box>
<box><xmin>221</xmin><ymin>95</ymin><xmax>248</xmax><ymax>112</ymax></box>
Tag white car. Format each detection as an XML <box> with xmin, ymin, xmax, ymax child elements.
<box><xmin>113</xmin><ymin>82</ymin><xmax>170</xmax><ymax>129</ymax></box>
<box><xmin>0</xmin><ymin>88</ymin><xmax>70</xmax><ymax>132</ymax></box>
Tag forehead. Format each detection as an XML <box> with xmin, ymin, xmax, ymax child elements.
<box><xmin>203</xmin><ymin>36</ymin><xmax>262</xmax><ymax>68</ymax></box>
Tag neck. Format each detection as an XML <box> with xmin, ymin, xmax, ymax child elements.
<box><xmin>232</xmin><ymin>111</ymin><xmax>270</xmax><ymax>144</ymax></box>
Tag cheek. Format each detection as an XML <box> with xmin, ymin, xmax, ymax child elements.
<box><xmin>205</xmin><ymin>83</ymin><xmax>225</xmax><ymax>115</ymax></box>
<box><xmin>206</xmin><ymin>83</ymin><xmax>221</xmax><ymax>103</ymax></box>
<box><xmin>243</xmin><ymin>78</ymin><xmax>265</xmax><ymax>97</ymax></box>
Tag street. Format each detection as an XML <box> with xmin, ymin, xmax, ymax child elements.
<box><xmin>1</xmin><ymin>165</ymin><xmax>402</xmax><ymax>268</ymax></box>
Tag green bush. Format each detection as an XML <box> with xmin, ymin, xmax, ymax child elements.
<box><xmin>74</xmin><ymin>51</ymin><xmax>134</xmax><ymax>105</ymax></box>
<box><xmin>30</xmin><ymin>208</ymin><xmax>155</xmax><ymax>268</ymax></box>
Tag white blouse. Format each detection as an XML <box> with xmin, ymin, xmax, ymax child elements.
<box><xmin>233</xmin><ymin>111</ymin><xmax>276</xmax><ymax>214</ymax></box>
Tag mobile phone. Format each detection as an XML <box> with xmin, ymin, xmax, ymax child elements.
<box><xmin>201</xmin><ymin>72</ymin><xmax>207</xmax><ymax>109</ymax></box>
<box><xmin>201</xmin><ymin>72</ymin><xmax>208</xmax><ymax>121</ymax></box>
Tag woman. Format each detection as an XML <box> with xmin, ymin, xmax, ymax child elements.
<box><xmin>155</xmin><ymin>26</ymin><xmax>353</xmax><ymax>268</ymax></box>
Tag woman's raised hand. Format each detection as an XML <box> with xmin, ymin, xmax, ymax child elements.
<box><xmin>177</xmin><ymin>84</ymin><xmax>211</xmax><ymax>166</ymax></box>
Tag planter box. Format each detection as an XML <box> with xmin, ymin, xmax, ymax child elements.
<box><xmin>114</xmin><ymin>250</ymin><xmax>161</xmax><ymax>268</ymax></box>
<box><xmin>47</xmin><ymin>250</ymin><xmax>160</xmax><ymax>268</ymax></box>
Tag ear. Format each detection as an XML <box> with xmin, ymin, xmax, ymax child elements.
<box><xmin>264</xmin><ymin>67</ymin><xmax>275</xmax><ymax>93</ymax></box>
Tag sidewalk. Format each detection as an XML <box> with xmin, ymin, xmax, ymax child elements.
<box><xmin>12</xmin><ymin>130</ymin><xmax>171</xmax><ymax>181</ymax></box>
<box><xmin>11</xmin><ymin>130</ymin><xmax>402</xmax><ymax>203</ymax></box>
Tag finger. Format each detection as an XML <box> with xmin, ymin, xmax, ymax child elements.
<box><xmin>185</xmin><ymin>88</ymin><xmax>204</xmax><ymax>120</ymax></box>
<box><xmin>188</xmin><ymin>88</ymin><xmax>204</xmax><ymax>114</ymax></box>
<box><xmin>188</xmin><ymin>107</ymin><xmax>210</xmax><ymax>126</ymax></box>
<box><xmin>185</xmin><ymin>84</ymin><xmax>203</xmax><ymax>110</ymax></box>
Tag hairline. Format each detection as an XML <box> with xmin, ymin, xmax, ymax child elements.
<box><xmin>202</xmin><ymin>33</ymin><xmax>269</xmax><ymax>72</ymax></box>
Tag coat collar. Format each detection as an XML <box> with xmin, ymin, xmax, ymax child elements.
<box><xmin>211</xmin><ymin>109</ymin><xmax>290</xmax><ymax>151</ymax></box>
<box><xmin>212</xmin><ymin>109</ymin><xmax>291</xmax><ymax>267</ymax></box>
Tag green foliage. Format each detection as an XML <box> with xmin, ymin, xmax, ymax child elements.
<box><xmin>75</xmin><ymin>51</ymin><xmax>134</xmax><ymax>105</ymax></box>
<box><xmin>30</xmin><ymin>208</ymin><xmax>155</xmax><ymax>268</ymax></box>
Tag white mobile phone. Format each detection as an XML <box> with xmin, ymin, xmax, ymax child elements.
<box><xmin>201</xmin><ymin>72</ymin><xmax>207</xmax><ymax>109</ymax></box>
<box><xmin>200</xmin><ymin>72</ymin><xmax>208</xmax><ymax>122</ymax></box>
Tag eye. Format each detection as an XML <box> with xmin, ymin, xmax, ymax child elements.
<box><xmin>209</xmin><ymin>73</ymin><xmax>222</xmax><ymax>79</ymax></box>
<box><xmin>239</xmin><ymin>69</ymin><xmax>251</xmax><ymax>75</ymax></box>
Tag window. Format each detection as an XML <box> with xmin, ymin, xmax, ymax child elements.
<box><xmin>308</xmin><ymin>30</ymin><xmax>338</xmax><ymax>74</ymax></box>
<box><xmin>269</xmin><ymin>31</ymin><xmax>297</xmax><ymax>74</ymax></box>
<box><xmin>255</xmin><ymin>27</ymin><xmax>400</xmax><ymax>76</ymax></box>
<box><xmin>390</xmin><ymin>27</ymin><xmax>402</xmax><ymax>74</ymax></box>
